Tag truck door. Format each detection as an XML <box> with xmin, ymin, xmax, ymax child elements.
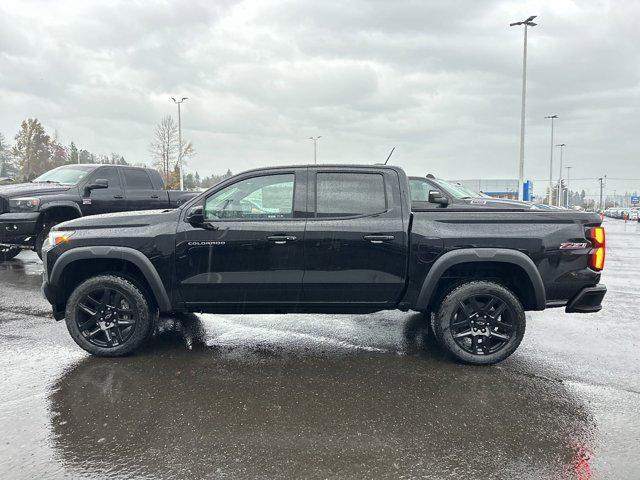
<box><xmin>122</xmin><ymin>168</ymin><xmax>164</xmax><ymax>211</ymax></box>
<box><xmin>175</xmin><ymin>168</ymin><xmax>307</xmax><ymax>306</ymax></box>
<box><xmin>80</xmin><ymin>166</ymin><xmax>126</xmax><ymax>215</ymax></box>
<box><xmin>302</xmin><ymin>168</ymin><xmax>407</xmax><ymax>307</ymax></box>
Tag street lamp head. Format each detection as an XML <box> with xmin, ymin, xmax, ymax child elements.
<box><xmin>181</xmin><ymin>97</ymin><xmax>188</xmax><ymax>101</ymax></box>
<box><xmin>545</xmin><ymin>115</ymin><xmax>558</xmax><ymax>119</ymax></box>
<box><xmin>510</xmin><ymin>15</ymin><xmax>537</xmax><ymax>27</ymax></box>
<box><xmin>555</xmin><ymin>143</ymin><xmax>566</xmax><ymax>147</ymax></box>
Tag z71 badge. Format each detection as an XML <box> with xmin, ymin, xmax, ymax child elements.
<box><xmin>559</xmin><ymin>242</ymin><xmax>588</xmax><ymax>250</ymax></box>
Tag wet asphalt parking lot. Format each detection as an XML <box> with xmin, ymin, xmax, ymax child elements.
<box><xmin>1</xmin><ymin>219</ymin><xmax>639</xmax><ymax>479</ymax></box>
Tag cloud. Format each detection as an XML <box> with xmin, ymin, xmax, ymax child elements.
<box><xmin>0</xmin><ymin>0</ymin><xmax>639</xmax><ymax>197</ymax></box>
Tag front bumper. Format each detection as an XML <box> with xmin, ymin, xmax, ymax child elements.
<box><xmin>41</xmin><ymin>279</ymin><xmax>65</xmax><ymax>320</ymax></box>
<box><xmin>565</xmin><ymin>284</ymin><xmax>607</xmax><ymax>313</ymax></box>
<box><xmin>0</xmin><ymin>212</ymin><xmax>40</xmax><ymax>248</ymax></box>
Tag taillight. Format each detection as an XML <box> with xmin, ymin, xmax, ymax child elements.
<box><xmin>588</xmin><ymin>226</ymin><xmax>605</xmax><ymax>271</ymax></box>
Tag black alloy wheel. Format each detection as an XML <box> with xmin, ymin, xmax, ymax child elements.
<box><xmin>449</xmin><ymin>294</ymin><xmax>514</xmax><ymax>356</ymax></box>
<box><xmin>65</xmin><ymin>274</ymin><xmax>154</xmax><ymax>356</ymax></box>
<box><xmin>75</xmin><ymin>287</ymin><xmax>138</xmax><ymax>348</ymax></box>
<box><xmin>432</xmin><ymin>280</ymin><xmax>526</xmax><ymax>365</ymax></box>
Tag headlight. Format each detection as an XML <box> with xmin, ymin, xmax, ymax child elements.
<box><xmin>9</xmin><ymin>197</ymin><xmax>40</xmax><ymax>212</ymax></box>
<box><xmin>48</xmin><ymin>230</ymin><xmax>75</xmax><ymax>246</ymax></box>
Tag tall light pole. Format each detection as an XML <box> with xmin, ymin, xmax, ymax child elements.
<box><xmin>171</xmin><ymin>96</ymin><xmax>188</xmax><ymax>190</ymax></box>
<box><xmin>309</xmin><ymin>136</ymin><xmax>322</xmax><ymax>164</ymax></box>
<box><xmin>555</xmin><ymin>143</ymin><xmax>566</xmax><ymax>207</ymax></box>
<box><xmin>565</xmin><ymin>165</ymin><xmax>572</xmax><ymax>207</ymax></box>
<box><xmin>545</xmin><ymin>115</ymin><xmax>558</xmax><ymax>205</ymax></box>
<box><xmin>510</xmin><ymin>15</ymin><xmax>537</xmax><ymax>200</ymax></box>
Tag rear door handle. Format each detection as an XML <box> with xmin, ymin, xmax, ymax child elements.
<box><xmin>113</xmin><ymin>195</ymin><xmax>124</xmax><ymax>199</ymax></box>
<box><xmin>267</xmin><ymin>235</ymin><xmax>297</xmax><ymax>245</ymax></box>
<box><xmin>150</xmin><ymin>195</ymin><xmax>159</xmax><ymax>199</ymax></box>
<box><xmin>363</xmin><ymin>234</ymin><xmax>395</xmax><ymax>244</ymax></box>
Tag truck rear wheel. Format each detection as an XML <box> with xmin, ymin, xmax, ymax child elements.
<box><xmin>432</xmin><ymin>280</ymin><xmax>526</xmax><ymax>365</ymax></box>
<box><xmin>65</xmin><ymin>274</ymin><xmax>154</xmax><ymax>357</ymax></box>
<box><xmin>0</xmin><ymin>246</ymin><xmax>21</xmax><ymax>261</ymax></box>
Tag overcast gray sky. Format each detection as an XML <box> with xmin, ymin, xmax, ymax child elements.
<box><xmin>1</xmin><ymin>0</ymin><xmax>638</xmax><ymax>198</ymax></box>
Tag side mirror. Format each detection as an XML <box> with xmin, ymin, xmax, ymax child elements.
<box><xmin>84</xmin><ymin>179</ymin><xmax>109</xmax><ymax>196</ymax></box>
<box><xmin>186</xmin><ymin>205</ymin><xmax>205</xmax><ymax>226</ymax></box>
<box><xmin>428</xmin><ymin>190</ymin><xmax>449</xmax><ymax>206</ymax></box>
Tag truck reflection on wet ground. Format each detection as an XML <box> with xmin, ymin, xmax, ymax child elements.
<box><xmin>50</xmin><ymin>313</ymin><xmax>594</xmax><ymax>480</ymax></box>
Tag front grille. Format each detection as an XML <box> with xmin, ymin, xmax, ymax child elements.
<box><xmin>0</xmin><ymin>196</ymin><xmax>8</xmax><ymax>214</ymax></box>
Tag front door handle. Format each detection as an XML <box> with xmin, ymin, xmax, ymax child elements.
<box><xmin>267</xmin><ymin>235</ymin><xmax>297</xmax><ymax>245</ymax></box>
<box><xmin>150</xmin><ymin>194</ymin><xmax>159</xmax><ymax>199</ymax></box>
<box><xmin>113</xmin><ymin>195</ymin><xmax>124</xmax><ymax>199</ymax></box>
<box><xmin>363</xmin><ymin>234</ymin><xmax>395</xmax><ymax>244</ymax></box>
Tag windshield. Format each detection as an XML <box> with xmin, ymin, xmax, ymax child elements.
<box><xmin>32</xmin><ymin>165</ymin><xmax>95</xmax><ymax>185</ymax></box>
<box><xmin>450</xmin><ymin>183</ymin><xmax>486</xmax><ymax>198</ymax></box>
<box><xmin>434</xmin><ymin>179</ymin><xmax>481</xmax><ymax>199</ymax></box>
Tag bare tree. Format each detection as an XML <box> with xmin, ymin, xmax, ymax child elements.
<box><xmin>149</xmin><ymin>115</ymin><xmax>179</xmax><ymax>181</ymax></box>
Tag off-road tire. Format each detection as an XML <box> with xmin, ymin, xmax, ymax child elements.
<box><xmin>432</xmin><ymin>280</ymin><xmax>526</xmax><ymax>365</ymax></box>
<box><xmin>65</xmin><ymin>274</ymin><xmax>154</xmax><ymax>357</ymax></box>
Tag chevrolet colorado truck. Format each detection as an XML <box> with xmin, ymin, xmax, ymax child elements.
<box><xmin>41</xmin><ymin>165</ymin><xmax>607</xmax><ymax>364</ymax></box>
<box><xmin>0</xmin><ymin>164</ymin><xmax>196</xmax><ymax>260</ymax></box>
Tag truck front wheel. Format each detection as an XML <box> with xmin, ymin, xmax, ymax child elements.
<box><xmin>432</xmin><ymin>280</ymin><xmax>526</xmax><ymax>365</ymax></box>
<box><xmin>65</xmin><ymin>274</ymin><xmax>154</xmax><ymax>357</ymax></box>
<box><xmin>35</xmin><ymin>221</ymin><xmax>58</xmax><ymax>260</ymax></box>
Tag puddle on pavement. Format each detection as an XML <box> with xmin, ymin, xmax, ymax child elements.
<box><xmin>45</xmin><ymin>313</ymin><xmax>596</xmax><ymax>480</ymax></box>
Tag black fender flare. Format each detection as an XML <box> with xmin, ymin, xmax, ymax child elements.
<box><xmin>415</xmin><ymin>248</ymin><xmax>546</xmax><ymax>311</ymax></box>
<box><xmin>49</xmin><ymin>246</ymin><xmax>172</xmax><ymax>312</ymax></box>
<box><xmin>39</xmin><ymin>201</ymin><xmax>83</xmax><ymax>221</ymax></box>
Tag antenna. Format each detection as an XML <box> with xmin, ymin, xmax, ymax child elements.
<box><xmin>384</xmin><ymin>147</ymin><xmax>396</xmax><ymax>165</ymax></box>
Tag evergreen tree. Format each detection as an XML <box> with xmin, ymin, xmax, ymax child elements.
<box><xmin>68</xmin><ymin>142</ymin><xmax>79</xmax><ymax>164</ymax></box>
<box><xmin>12</xmin><ymin>118</ymin><xmax>51</xmax><ymax>180</ymax></box>
<box><xmin>0</xmin><ymin>133</ymin><xmax>18</xmax><ymax>177</ymax></box>
<box><xmin>78</xmin><ymin>149</ymin><xmax>92</xmax><ymax>163</ymax></box>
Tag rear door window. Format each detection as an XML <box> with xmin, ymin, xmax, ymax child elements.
<box><xmin>123</xmin><ymin>169</ymin><xmax>154</xmax><ymax>190</ymax></box>
<box><xmin>315</xmin><ymin>172</ymin><xmax>386</xmax><ymax>218</ymax></box>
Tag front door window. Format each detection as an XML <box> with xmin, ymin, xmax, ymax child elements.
<box><xmin>204</xmin><ymin>174</ymin><xmax>295</xmax><ymax>221</ymax></box>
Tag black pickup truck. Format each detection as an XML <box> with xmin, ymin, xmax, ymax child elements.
<box><xmin>41</xmin><ymin>165</ymin><xmax>607</xmax><ymax>364</ymax></box>
<box><xmin>0</xmin><ymin>164</ymin><xmax>196</xmax><ymax>260</ymax></box>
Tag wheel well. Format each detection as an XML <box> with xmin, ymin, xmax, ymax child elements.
<box><xmin>59</xmin><ymin>258</ymin><xmax>157</xmax><ymax>312</ymax></box>
<box><xmin>37</xmin><ymin>207</ymin><xmax>81</xmax><ymax>232</ymax></box>
<box><xmin>432</xmin><ymin>261</ymin><xmax>537</xmax><ymax>310</ymax></box>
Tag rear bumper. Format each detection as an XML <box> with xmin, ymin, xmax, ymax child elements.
<box><xmin>0</xmin><ymin>213</ymin><xmax>40</xmax><ymax>248</ymax></box>
<box><xmin>565</xmin><ymin>284</ymin><xmax>607</xmax><ymax>313</ymax></box>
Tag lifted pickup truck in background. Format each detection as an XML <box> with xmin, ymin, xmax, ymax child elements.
<box><xmin>0</xmin><ymin>164</ymin><xmax>196</xmax><ymax>260</ymax></box>
<box><xmin>41</xmin><ymin>164</ymin><xmax>607</xmax><ymax>364</ymax></box>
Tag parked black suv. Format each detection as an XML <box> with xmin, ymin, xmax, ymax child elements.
<box><xmin>41</xmin><ymin>165</ymin><xmax>607</xmax><ymax>364</ymax></box>
<box><xmin>0</xmin><ymin>164</ymin><xmax>195</xmax><ymax>260</ymax></box>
